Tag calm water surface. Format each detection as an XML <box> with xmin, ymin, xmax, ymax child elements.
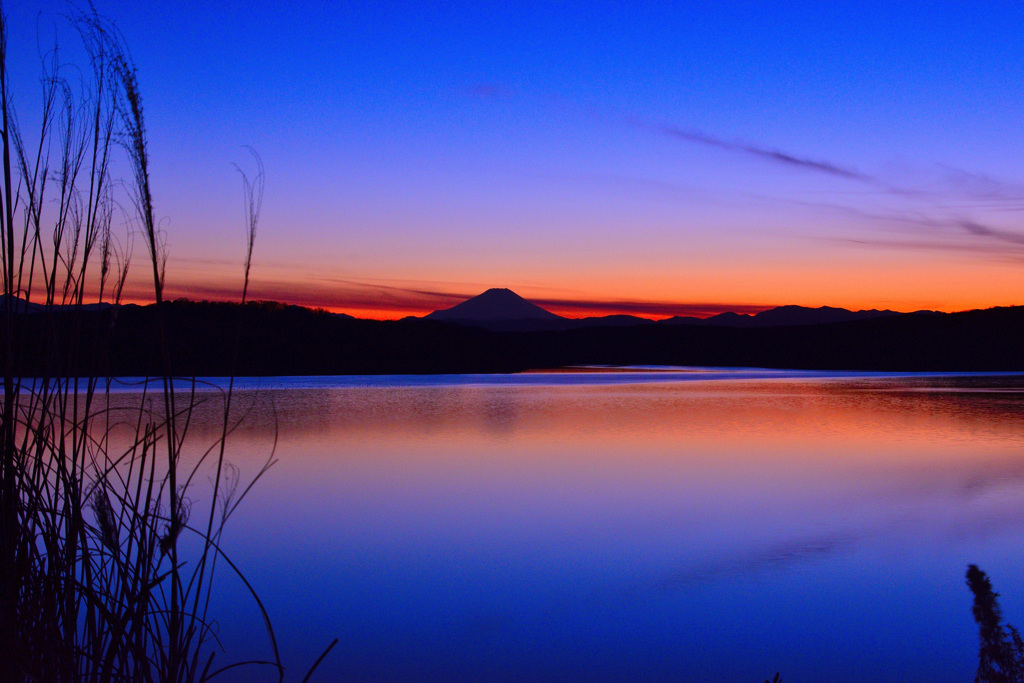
<box><xmin>130</xmin><ymin>370</ymin><xmax>1024</xmax><ymax>681</ymax></box>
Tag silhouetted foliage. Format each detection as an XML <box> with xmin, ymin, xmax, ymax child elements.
<box><xmin>0</xmin><ymin>3</ymin><xmax>335</xmax><ymax>680</ymax></box>
<box><xmin>4</xmin><ymin>301</ymin><xmax>1024</xmax><ymax>377</ymax></box>
<box><xmin>967</xmin><ymin>565</ymin><xmax>1024</xmax><ymax>683</ymax></box>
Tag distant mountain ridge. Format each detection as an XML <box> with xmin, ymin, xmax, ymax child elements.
<box><xmin>1</xmin><ymin>289</ymin><xmax>926</xmax><ymax>330</ymax></box>
<box><xmin>422</xmin><ymin>289</ymin><xmax>911</xmax><ymax>331</ymax></box>
<box><xmin>663</xmin><ymin>304</ymin><xmax>903</xmax><ymax>328</ymax></box>
<box><xmin>0</xmin><ymin>294</ymin><xmax>121</xmax><ymax>314</ymax></box>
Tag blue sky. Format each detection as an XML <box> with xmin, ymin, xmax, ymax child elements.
<box><xmin>7</xmin><ymin>1</ymin><xmax>1024</xmax><ymax>316</ymax></box>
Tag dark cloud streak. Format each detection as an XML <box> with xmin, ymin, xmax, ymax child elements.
<box><xmin>643</xmin><ymin>120</ymin><xmax>874</xmax><ymax>182</ymax></box>
<box><xmin>831</xmin><ymin>236</ymin><xmax>1024</xmax><ymax>263</ymax></box>
<box><xmin>785</xmin><ymin>195</ymin><xmax>1024</xmax><ymax>258</ymax></box>
<box><xmin>958</xmin><ymin>220</ymin><xmax>1024</xmax><ymax>246</ymax></box>
<box><xmin>531</xmin><ymin>296</ymin><xmax>769</xmax><ymax>318</ymax></box>
<box><xmin>940</xmin><ymin>166</ymin><xmax>1024</xmax><ymax>203</ymax></box>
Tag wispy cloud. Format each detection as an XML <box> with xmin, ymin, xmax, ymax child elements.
<box><xmin>794</xmin><ymin>199</ymin><xmax>1024</xmax><ymax>260</ymax></box>
<box><xmin>472</xmin><ymin>86</ymin><xmax>1024</xmax><ymax>263</ymax></box>
<box><xmin>938</xmin><ymin>166</ymin><xmax>1024</xmax><ymax>206</ymax></box>
<box><xmin>629</xmin><ymin>113</ymin><xmax>1024</xmax><ymax>260</ymax></box>
<box><xmin>957</xmin><ymin>219</ymin><xmax>1024</xmax><ymax>246</ymax></box>
<box><xmin>153</xmin><ymin>278</ymin><xmax>471</xmax><ymax>315</ymax></box>
<box><xmin>835</xmin><ymin>237</ymin><xmax>1024</xmax><ymax>263</ymax></box>
<box><xmin>472</xmin><ymin>85</ymin><xmax>884</xmax><ymax>188</ymax></box>
<box><xmin>648</xmin><ymin>121</ymin><xmax>873</xmax><ymax>183</ymax></box>
<box><xmin>637</xmin><ymin>118</ymin><xmax>946</xmax><ymax>205</ymax></box>
<box><xmin>531</xmin><ymin>296</ymin><xmax>769</xmax><ymax>318</ymax></box>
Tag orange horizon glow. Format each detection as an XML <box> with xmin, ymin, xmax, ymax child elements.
<box><xmin>135</xmin><ymin>244</ymin><xmax>1024</xmax><ymax>321</ymax></box>
<box><xmin>8</xmin><ymin>1</ymin><xmax>1024</xmax><ymax>336</ymax></box>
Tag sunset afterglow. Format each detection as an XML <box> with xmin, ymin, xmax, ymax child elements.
<box><xmin>8</xmin><ymin>1</ymin><xmax>1024</xmax><ymax>318</ymax></box>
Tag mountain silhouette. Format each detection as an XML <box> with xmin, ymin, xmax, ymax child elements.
<box><xmin>426</xmin><ymin>290</ymin><xmax>906</xmax><ymax>330</ymax></box>
<box><xmin>0</xmin><ymin>294</ymin><xmax>120</xmax><ymax>314</ymax></box>
<box><xmin>662</xmin><ymin>305</ymin><xmax>902</xmax><ymax>327</ymax></box>
<box><xmin>426</xmin><ymin>288</ymin><xmax>564</xmax><ymax>323</ymax></box>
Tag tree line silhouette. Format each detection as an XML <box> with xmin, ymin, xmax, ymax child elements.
<box><xmin>5</xmin><ymin>299</ymin><xmax>1024</xmax><ymax>377</ymax></box>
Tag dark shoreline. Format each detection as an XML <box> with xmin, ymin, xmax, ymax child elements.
<box><xmin>5</xmin><ymin>299</ymin><xmax>1024</xmax><ymax>377</ymax></box>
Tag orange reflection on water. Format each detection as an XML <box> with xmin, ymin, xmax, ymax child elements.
<box><xmin>137</xmin><ymin>377</ymin><xmax>1024</xmax><ymax>486</ymax></box>
<box><xmin>97</xmin><ymin>373</ymin><xmax>1024</xmax><ymax>683</ymax></box>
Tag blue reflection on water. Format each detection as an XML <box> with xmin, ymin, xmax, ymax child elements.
<box><xmin>34</xmin><ymin>370</ymin><xmax>1024</xmax><ymax>681</ymax></box>
<box><xmin>11</xmin><ymin>366</ymin><xmax>1024</xmax><ymax>393</ymax></box>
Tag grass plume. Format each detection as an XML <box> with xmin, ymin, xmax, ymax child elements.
<box><xmin>0</xmin><ymin>3</ymin><xmax>321</xmax><ymax>680</ymax></box>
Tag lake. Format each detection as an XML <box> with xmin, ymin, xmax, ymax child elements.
<box><xmin>120</xmin><ymin>369</ymin><xmax>1024</xmax><ymax>681</ymax></box>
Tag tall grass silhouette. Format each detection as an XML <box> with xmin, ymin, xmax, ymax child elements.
<box><xmin>0</xmin><ymin>4</ymin><xmax>334</xmax><ymax>680</ymax></box>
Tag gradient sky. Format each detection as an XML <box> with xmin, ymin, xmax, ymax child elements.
<box><xmin>7</xmin><ymin>1</ymin><xmax>1024</xmax><ymax>318</ymax></box>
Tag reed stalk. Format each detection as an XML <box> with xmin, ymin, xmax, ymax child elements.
<box><xmin>0</xmin><ymin>4</ymin><xmax>308</xmax><ymax>680</ymax></box>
